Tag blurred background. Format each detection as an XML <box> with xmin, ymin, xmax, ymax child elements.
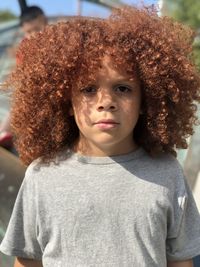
<box><xmin>0</xmin><ymin>1</ymin><xmax>199</xmax><ymax>266</ymax></box>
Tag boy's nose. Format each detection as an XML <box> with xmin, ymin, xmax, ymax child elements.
<box><xmin>96</xmin><ymin>89</ymin><xmax>117</xmax><ymax>112</ymax></box>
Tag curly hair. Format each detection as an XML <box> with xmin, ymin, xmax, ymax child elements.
<box><xmin>8</xmin><ymin>6</ymin><xmax>200</xmax><ymax>165</ymax></box>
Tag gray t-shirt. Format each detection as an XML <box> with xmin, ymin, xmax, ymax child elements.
<box><xmin>0</xmin><ymin>148</ymin><xmax>200</xmax><ymax>266</ymax></box>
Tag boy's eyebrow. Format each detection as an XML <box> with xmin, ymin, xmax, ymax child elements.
<box><xmin>111</xmin><ymin>77</ymin><xmax>139</xmax><ymax>85</ymax></box>
<box><xmin>96</xmin><ymin>72</ymin><xmax>138</xmax><ymax>81</ymax></box>
<box><xmin>119</xmin><ymin>77</ymin><xmax>137</xmax><ymax>82</ymax></box>
<box><xmin>93</xmin><ymin>78</ymin><xmax>139</xmax><ymax>86</ymax></box>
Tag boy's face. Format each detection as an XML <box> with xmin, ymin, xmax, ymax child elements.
<box><xmin>71</xmin><ymin>57</ymin><xmax>141</xmax><ymax>156</ymax></box>
<box><xmin>22</xmin><ymin>15</ymin><xmax>47</xmax><ymax>38</ymax></box>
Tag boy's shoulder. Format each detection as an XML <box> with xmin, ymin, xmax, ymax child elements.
<box><xmin>134</xmin><ymin>149</ymin><xmax>182</xmax><ymax>173</ymax></box>
<box><xmin>24</xmin><ymin>148</ymin><xmax>75</xmax><ymax>182</ymax></box>
<box><xmin>132</xmin><ymin>150</ymin><xmax>187</xmax><ymax>191</ymax></box>
<box><xmin>24</xmin><ymin>148</ymin><xmax>187</xmax><ymax>193</ymax></box>
<box><xmin>26</xmin><ymin>148</ymin><xmax>72</xmax><ymax>173</ymax></box>
<box><xmin>26</xmin><ymin>148</ymin><xmax>183</xmax><ymax>176</ymax></box>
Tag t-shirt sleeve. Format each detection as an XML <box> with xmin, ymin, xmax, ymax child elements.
<box><xmin>0</xmin><ymin>162</ymin><xmax>43</xmax><ymax>260</ymax></box>
<box><xmin>166</xmin><ymin>167</ymin><xmax>200</xmax><ymax>261</ymax></box>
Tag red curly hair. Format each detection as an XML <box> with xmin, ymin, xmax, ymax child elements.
<box><xmin>8</xmin><ymin>6</ymin><xmax>200</xmax><ymax>165</ymax></box>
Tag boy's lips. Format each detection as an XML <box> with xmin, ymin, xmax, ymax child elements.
<box><xmin>94</xmin><ymin>119</ymin><xmax>119</xmax><ymax>130</ymax></box>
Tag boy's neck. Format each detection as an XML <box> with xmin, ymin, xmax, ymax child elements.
<box><xmin>73</xmin><ymin>138</ymin><xmax>139</xmax><ymax>157</ymax></box>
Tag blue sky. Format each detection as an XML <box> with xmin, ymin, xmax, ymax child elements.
<box><xmin>0</xmin><ymin>0</ymin><xmax>158</xmax><ymax>17</ymax></box>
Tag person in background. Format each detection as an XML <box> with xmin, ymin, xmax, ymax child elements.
<box><xmin>0</xmin><ymin>6</ymin><xmax>47</xmax><ymax>151</ymax></box>
<box><xmin>19</xmin><ymin>5</ymin><xmax>47</xmax><ymax>39</ymax></box>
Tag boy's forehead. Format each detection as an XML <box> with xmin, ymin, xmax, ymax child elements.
<box><xmin>97</xmin><ymin>55</ymin><xmax>138</xmax><ymax>82</ymax></box>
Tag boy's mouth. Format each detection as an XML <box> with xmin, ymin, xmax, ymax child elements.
<box><xmin>94</xmin><ymin>119</ymin><xmax>119</xmax><ymax>130</ymax></box>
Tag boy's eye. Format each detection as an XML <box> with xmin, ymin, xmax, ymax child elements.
<box><xmin>80</xmin><ymin>86</ymin><xmax>97</xmax><ymax>95</ymax></box>
<box><xmin>114</xmin><ymin>84</ymin><xmax>132</xmax><ymax>93</ymax></box>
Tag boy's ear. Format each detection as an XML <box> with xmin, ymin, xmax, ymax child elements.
<box><xmin>69</xmin><ymin>106</ymin><xmax>74</xmax><ymax>116</ymax></box>
<box><xmin>68</xmin><ymin>100</ymin><xmax>74</xmax><ymax>116</ymax></box>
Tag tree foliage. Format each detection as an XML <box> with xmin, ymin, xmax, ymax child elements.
<box><xmin>0</xmin><ymin>10</ymin><xmax>17</xmax><ymax>22</ymax></box>
<box><xmin>163</xmin><ymin>0</ymin><xmax>200</xmax><ymax>69</ymax></box>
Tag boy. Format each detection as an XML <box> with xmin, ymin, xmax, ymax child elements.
<box><xmin>0</xmin><ymin>6</ymin><xmax>200</xmax><ymax>267</ymax></box>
